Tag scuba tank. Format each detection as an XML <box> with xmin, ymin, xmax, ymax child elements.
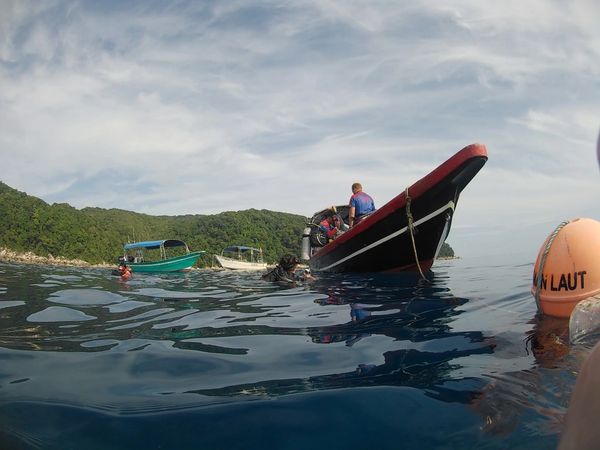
<box><xmin>301</xmin><ymin>227</ymin><xmax>311</xmax><ymax>261</ymax></box>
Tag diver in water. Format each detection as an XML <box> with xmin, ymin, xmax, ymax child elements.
<box><xmin>118</xmin><ymin>263</ymin><xmax>132</xmax><ymax>280</ymax></box>
<box><xmin>262</xmin><ymin>254</ymin><xmax>314</xmax><ymax>284</ymax></box>
<box><xmin>112</xmin><ymin>257</ymin><xmax>132</xmax><ymax>280</ymax></box>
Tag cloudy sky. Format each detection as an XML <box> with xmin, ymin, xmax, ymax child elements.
<box><xmin>1</xmin><ymin>0</ymin><xmax>599</xmax><ymax>258</ymax></box>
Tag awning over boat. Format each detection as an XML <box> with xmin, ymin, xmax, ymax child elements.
<box><xmin>223</xmin><ymin>246</ymin><xmax>261</xmax><ymax>252</ymax></box>
<box><xmin>124</xmin><ymin>240</ymin><xmax>188</xmax><ymax>250</ymax></box>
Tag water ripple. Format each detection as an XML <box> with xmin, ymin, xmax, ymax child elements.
<box><xmin>0</xmin><ymin>260</ymin><xmax>577</xmax><ymax>450</ymax></box>
<box><xmin>27</xmin><ymin>306</ymin><xmax>97</xmax><ymax>323</ymax></box>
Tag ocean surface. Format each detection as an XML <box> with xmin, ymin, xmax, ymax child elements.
<box><xmin>0</xmin><ymin>255</ymin><xmax>592</xmax><ymax>450</ymax></box>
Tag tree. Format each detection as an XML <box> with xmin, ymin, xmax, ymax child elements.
<box><xmin>0</xmin><ymin>181</ymin><xmax>455</xmax><ymax>265</ymax></box>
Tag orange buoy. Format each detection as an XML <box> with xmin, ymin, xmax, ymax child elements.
<box><xmin>531</xmin><ymin>218</ymin><xmax>600</xmax><ymax>318</ymax></box>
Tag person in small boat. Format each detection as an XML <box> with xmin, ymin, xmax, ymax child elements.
<box><xmin>262</xmin><ymin>254</ymin><xmax>314</xmax><ymax>284</ymax></box>
<box><xmin>319</xmin><ymin>211</ymin><xmax>342</xmax><ymax>243</ymax></box>
<box><xmin>348</xmin><ymin>182</ymin><xmax>375</xmax><ymax>228</ymax></box>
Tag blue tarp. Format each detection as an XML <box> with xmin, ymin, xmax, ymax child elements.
<box><xmin>124</xmin><ymin>240</ymin><xmax>187</xmax><ymax>250</ymax></box>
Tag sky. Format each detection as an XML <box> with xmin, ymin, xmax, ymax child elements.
<box><xmin>1</xmin><ymin>0</ymin><xmax>599</xmax><ymax>259</ymax></box>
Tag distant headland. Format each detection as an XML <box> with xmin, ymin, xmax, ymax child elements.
<box><xmin>0</xmin><ymin>181</ymin><xmax>455</xmax><ymax>267</ymax></box>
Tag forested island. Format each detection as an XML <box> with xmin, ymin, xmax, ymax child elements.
<box><xmin>0</xmin><ymin>181</ymin><xmax>454</xmax><ymax>266</ymax></box>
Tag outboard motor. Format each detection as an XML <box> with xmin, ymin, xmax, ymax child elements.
<box><xmin>301</xmin><ymin>227</ymin><xmax>312</xmax><ymax>261</ymax></box>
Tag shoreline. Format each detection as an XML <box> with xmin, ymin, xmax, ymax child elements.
<box><xmin>0</xmin><ymin>247</ymin><xmax>111</xmax><ymax>268</ymax></box>
<box><xmin>0</xmin><ymin>246</ymin><xmax>459</xmax><ymax>270</ymax></box>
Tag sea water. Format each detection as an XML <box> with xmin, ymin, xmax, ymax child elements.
<box><xmin>0</xmin><ymin>255</ymin><xmax>590</xmax><ymax>450</ymax></box>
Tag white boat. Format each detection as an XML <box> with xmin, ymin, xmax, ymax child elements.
<box><xmin>215</xmin><ymin>246</ymin><xmax>268</xmax><ymax>271</ymax></box>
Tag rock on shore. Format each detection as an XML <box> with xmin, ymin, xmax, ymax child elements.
<box><xmin>0</xmin><ymin>247</ymin><xmax>107</xmax><ymax>267</ymax></box>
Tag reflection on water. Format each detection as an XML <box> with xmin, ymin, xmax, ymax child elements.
<box><xmin>186</xmin><ymin>275</ymin><xmax>496</xmax><ymax>403</ymax></box>
<box><xmin>0</xmin><ymin>259</ymin><xmax>586</xmax><ymax>449</ymax></box>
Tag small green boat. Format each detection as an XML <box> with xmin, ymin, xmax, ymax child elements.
<box><xmin>123</xmin><ymin>239</ymin><xmax>204</xmax><ymax>273</ymax></box>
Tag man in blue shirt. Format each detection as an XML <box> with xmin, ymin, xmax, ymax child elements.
<box><xmin>348</xmin><ymin>182</ymin><xmax>375</xmax><ymax>227</ymax></box>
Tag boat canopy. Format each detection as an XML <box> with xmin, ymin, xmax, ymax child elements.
<box><xmin>124</xmin><ymin>240</ymin><xmax>189</xmax><ymax>251</ymax></box>
<box><xmin>223</xmin><ymin>246</ymin><xmax>261</xmax><ymax>253</ymax></box>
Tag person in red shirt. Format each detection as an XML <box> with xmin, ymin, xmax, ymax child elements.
<box><xmin>319</xmin><ymin>212</ymin><xmax>341</xmax><ymax>243</ymax></box>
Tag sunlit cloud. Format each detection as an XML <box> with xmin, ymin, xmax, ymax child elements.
<box><xmin>1</xmin><ymin>0</ymin><xmax>599</xmax><ymax>257</ymax></box>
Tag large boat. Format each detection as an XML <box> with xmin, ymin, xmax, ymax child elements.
<box><xmin>215</xmin><ymin>246</ymin><xmax>267</xmax><ymax>271</ymax></box>
<box><xmin>301</xmin><ymin>143</ymin><xmax>488</xmax><ymax>274</ymax></box>
<box><xmin>122</xmin><ymin>239</ymin><xmax>204</xmax><ymax>273</ymax></box>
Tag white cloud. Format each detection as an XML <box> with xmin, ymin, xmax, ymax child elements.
<box><xmin>0</xmin><ymin>0</ymin><xmax>599</xmax><ymax>258</ymax></box>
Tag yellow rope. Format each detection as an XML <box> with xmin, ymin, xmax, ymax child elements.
<box><xmin>405</xmin><ymin>187</ymin><xmax>428</xmax><ymax>281</ymax></box>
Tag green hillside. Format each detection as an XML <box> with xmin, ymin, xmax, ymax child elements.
<box><xmin>0</xmin><ymin>182</ymin><xmax>306</xmax><ymax>265</ymax></box>
<box><xmin>0</xmin><ymin>181</ymin><xmax>454</xmax><ymax>266</ymax></box>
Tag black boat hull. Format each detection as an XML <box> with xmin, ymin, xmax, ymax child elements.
<box><xmin>307</xmin><ymin>144</ymin><xmax>488</xmax><ymax>273</ymax></box>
